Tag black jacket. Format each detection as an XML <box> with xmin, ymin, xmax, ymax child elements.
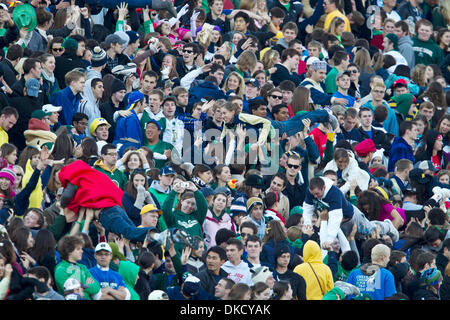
<box><xmin>7</xmin><ymin>95</ymin><xmax>43</xmax><ymax>151</ymax></box>
<box><xmin>359</xmin><ymin>126</ymin><xmax>391</xmax><ymax>156</ymax></box>
<box><xmin>54</xmin><ymin>51</ymin><xmax>87</xmax><ymax>89</ymax></box>
<box><xmin>0</xmin><ymin>59</ymin><xmax>19</xmax><ymax>88</ymax></box>
<box><xmin>195</xmin><ymin>267</ymin><xmax>229</xmax><ymax>296</ymax></box>
<box><xmin>99</xmin><ymin>99</ymin><xmax>125</xmax><ymax>143</ymax></box>
<box><xmin>440</xmin><ymin>275</ymin><xmax>450</xmax><ymax>300</ymax></box>
<box><xmin>273</xmin><ymin>269</ymin><xmax>307</xmax><ymax>300</ymax></box>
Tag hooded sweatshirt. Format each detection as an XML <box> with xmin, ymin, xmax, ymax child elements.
<box><xmin>202</xmin><ymin>207</ymin><xmax>235</xmax><ymax>249</ymax></box>
<box><xmin>118</xmin><ymin>261</ymin><xmax>140</xmax><ymax>300</ymax></box>
<box><xmin>346</xmin><ymin>262</ymin><xmax>397</xmax><ymax>300</ymax></box>
<box><xmin>398</xmin><ymin>36</ymin><xmax>415</xmax><ymax>68</ymax></box>
<box><xmin>21</xmin><ymin>159</ymin><xmax>43</xmax><ymax>209</ymax></box>
<box><xmin>79</xmin><ymin>78</ymin><xmax>102</xmax><ymax>137</ymax></box>
<box><xmin>412</xmin><ymin>36</ymin><xmax>444</xmax><ymax>66</ymax></box>
<box><xmin>293</xmin><ymin>240</ymin><xmax>334</xmax><ymax>300</ymax></box>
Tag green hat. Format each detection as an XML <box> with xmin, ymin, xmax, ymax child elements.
<box><xmin>12</xmin><ymin>4</ymin><xmax>37</xmax><ymax>31</ymax></box>
<box><xmin>385</xmin><ymin>33</ymin><xmax>399</xmax><ymax>51</ymax></box>
<box><xmin>395</xmin><ymin>93</ymin><xmax>414</xmax><ymax>119</ymax></box>
<box><xmin>62</xmin><ymin>38</ymin><xmax>78</xmax><ymax>52</ymax></box>
<box><xmin>290</xmin><ymin>206</ymin><xmax>303</xmax><ymax>216</ymax></box>
<box><xmin>31</xmin><ymin>109</ymin><xmax>52</xmax><ymax>120</ymax></box>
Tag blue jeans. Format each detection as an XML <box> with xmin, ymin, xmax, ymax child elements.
<box><xmin>270</xmin><ymin>109</ymin><xmax>329</xmax><ymax>137</ymax></box>
<box><xmin>99</xmin><ymin>206</ymin><xmax>156</xmax><ymax>243</ymax></box>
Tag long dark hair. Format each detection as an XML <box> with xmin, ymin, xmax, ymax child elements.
<box><xmin>124</xmin><ymin>170</ymin><xmax>149</xmax><ymax>200</ymax></box>
<box><xmin>30</xmin><ymin>229</ymin><xmax>56</xmax><ymax>262</ymax></box>
<box><xmin>357</xmin><ymin>190</ymin><xmax>389</xmax><ymax>221</ymax></box>
<box><xmin>78</xmin><ymin>138</ymin><xmax>98</xmax><ymax>164</ymax></box>
<box><xmin>18</xmin><ymin>146</ymin><xmax>39</xmax><ymax>171</ymax></box>
<box><xmin>10</xmin><ymin>226</ymin><xmax>32</xmax><ymax>254</ymax></box>
<box><xmin>262</xmin><ymin>220</ymin><xmax>286</xmax><ymax>244</ymax></box>
<box><xmin>52</xmin><ymin>126</ymin><xmax>75</xmax><ymax>161</ymax></box>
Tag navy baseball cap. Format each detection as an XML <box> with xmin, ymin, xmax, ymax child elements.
<box><xmin>160</xmin><ymin>166</ymin><xmax>175</xmax><ymax>176</ymax></box>
<box><xmin>146</xmin><ymin>119</ymin><xmax>162</xmax><ymax>131</ymax></box>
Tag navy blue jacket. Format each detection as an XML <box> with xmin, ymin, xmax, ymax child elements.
<box><xmin>388</xmin><ymin>136</ymin><xmax>415</xmax><ymax>172</ymax></box>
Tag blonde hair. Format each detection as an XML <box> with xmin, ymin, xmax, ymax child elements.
<box><xmin>262</xmin><ymin>49</ymin><xmax>280</xmax><ymax>70</ymax></box>
<box><xmin>371</xmin><ymin>243</ymin><xmax>390</xmax><ymax>264</ymax></box>
<box><xmin>223</xmin><ymin>71</ymin><xmax>245</xmax><ymax>97</ymax></box>
<box><xmin>411</xmin><ymin>64</ymin><xmax>427</xmax><ymax>87</ymax></box>
<box><xmin>354</xmin><ymin>48</ymin><xmax>374</xmax><ymax>73</ymax></box>
<box><xmin>327</xmin><ymin>16</ymin><xmax>345</xmax><ymax>37</ymax></box>
<box><xmin>371</xmin><ymin>81</ymin><xmax>386</xmax><ymax>90</ymax></box>
<box><xmin>438</xmin><ymin>0</ymin><xmax>450</xmax><ymax>25</ymax></box>
<box><xmin>236</xmin><ymin>50</ymin><xmax>257</xmax><ymax>73</ymax></box>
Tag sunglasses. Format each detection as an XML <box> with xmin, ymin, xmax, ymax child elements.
<box><xmin>287</xmin><ymin>163</ymin><xmax>300</xmax><ymax>169</ymax></box>
<box><xmin>348</xmin><ymin>69</ymin><xmax>358</xmax><ymax>73</ymax></box>
<box><xmin>270</xmin><ymin>95</ymin><xmax>283</xmax><ymax>100</ymax></box>
<box><xmin>52</xmin><ymin>48</ymin><xmax>64</xmax><ymax>52</ymax></box>
<box><xmin>240</xmin><ymin>232</ymin><xmax>250</xmax><ymax>237</ymax></box>
<box><xmin>182</xmin><ymin>49</ymin><xmax>194</xmax><ymax>54</ymax></box>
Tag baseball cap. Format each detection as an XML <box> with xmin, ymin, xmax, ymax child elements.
<box><xmin>25</xmin><ymin>78</ymin><xmax>40</xmax><ymax>97</ymax></box>
<box><xmin>63</xmin><ymin>278</ymin><xmax>87</xmax><ymax>292</ymax></box>
<box><xmin>247</xmin><ymin>197</ymin><xmax>264</xmax><ymax>212</ymax></box>
<box><xmin>140</xmin><ymin>204</ymin><xmax>162</xmax><ymax>216</ymax></box>
<box><xmin>336</xmin><ymin>71</ymin><xmax>351</xmax><ymax>81</ymax></box>
<box><xmin>182</xmin><ymin>275</ymin><xmax>201</xmax><ymax>296</ymax></box>
<box><xmin>306</xmin><ymin>56</ymin><xmax>320</xmax><ymax>66</ymax></box>
<box><xmin>245</xmin><ymin>78</ymin><xmax>260</xmax><ymax>88</ymax></box>
<box><xmin>160</xmin><ymin>166</ymin><xmax>175</xmax><ymax>176</ymax></box>
<box><xmin>105</xmin><ymin>34</ymin><xmax>127</xmax><ymax>47</ymax></box>
<box><xmin>148</xmin><ymin>290</ymin><xmax>169</xmax><ymax>300</ymax></box>
<box><xmin>31</xmin><ymin>109</ymin><xmax>52</xmax><ymax>120</ymax></box>
<box><xmin>42</xmin><ymin>104</ymin><xmax>62</xmax><ymax>113</ymax></box>
<box><xmin>146</xmin><ymin>119</ymin><xmax>162</xmax><ymax>131</ymax></box>
<box><xmin>126</xmin><ymin>30</ymin><xmax>140</xmax><ymax>44</ymax></box>
<box><xmin>414</xmin><ymin>160</ymin><xmax>438</xmax><ymax>173</ymax></box>
<box><xmin>95</xmin><ymin>242</ymin><xmax>112</xmax><ymax>253</ymax></box>
<box><xmin>89</xmin><ymin>117</ymin><xmax>111</xmax><ymax>137</ymax></box>
<box><xmin>393</xmin><ymin>78</ymin><xmax>408</xmax><ymax>88</ymax></box>
<box><xmin>127</xmin><ymin>91</ymin><xmax>145</xmax><ymax>108</ymax></box>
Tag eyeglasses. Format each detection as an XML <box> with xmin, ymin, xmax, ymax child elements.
<box><xmin>270</xmin><ymin>95</ymin><xmax>283</xmax><ymax>100</ymax></box>
<box><xmin>287</xmin><ymin>163</ymin><xmax>300</xmax><ymax>169</ymax></box>
<box><xmin>182</xmin><ymin>49</ymin><xmax>194</xmax><ymax>54</ymax></box>
<box><xmin>52</xmin><ymin>48</ymin><xmax>64</xmax><ymax>52</ymax></box>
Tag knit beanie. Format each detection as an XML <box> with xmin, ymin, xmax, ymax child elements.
<box><xmin>395</xmin><ymin>93</ymin><xmax>414</xmax><ymax>119</ymax></box>
<box><xmin>0</xmin><ymin>167</ymin><xmax>16</xmax><ymax>185</ymax></box>
<box><xmin>421</xmin><ymin>268</ymin><xmax>442</xmax><ymax>289</ymax></box>
<box><xmin>91</xmin><ymin>46</ymin><xmax>108</xmax><ymax>67</ymax></box>
<box><xmin>247</xmin><ymin>197</ymin><xmax>264</xmax><ymax>213</ymax></box>
<box><xmin>62</xmin><ymin>38</ymin><xmax>78</xmax><ymax>52</ymax></box>
<box><xmin>385</xmin><ymin>33</ymin><xmax>399</xmax><ymax>51</ymax></box>
<box><xmin>110</xmin><ymin>78</ymin><xmax>126</xmax><ymax>94</ymax></box>
<box><xmin>229</xmin><ymin>199</ymin><xmax>247</xmax><ymax>217</ymax></box>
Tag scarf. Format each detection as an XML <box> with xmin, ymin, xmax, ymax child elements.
<box><xmin>41</xmin><ymin>69</ymin><xmax>55</xmax><ymax>85</ymax></box>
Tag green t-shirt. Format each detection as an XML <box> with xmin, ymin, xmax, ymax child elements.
<box><xmin>146</xmin><ymin>140</ymin><xmax>175</xmax><ymax>169</ymax></box>
<box><xmin>325</xmin><ymin>66</ymin><xmax>339</xmax><ymax>94</ymax></box>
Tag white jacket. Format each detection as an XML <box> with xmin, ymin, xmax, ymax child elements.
<box><xmin>324</xmin><ymin>154</ymin><xmax>370</xmax><ymax>194</ymax></box>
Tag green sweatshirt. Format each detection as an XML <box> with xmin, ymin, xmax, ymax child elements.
<box><xmin>412</xmin><ymin>36</ymin><xmax>444</xmax><ymax>66</ymax></box>
<box><xmin>162</xmin><ymin>190</ymin><xmax>208</xmax><ymax>239</ymax></box>
<box><xmin>54</xmin><ymin>260</ymin><xmax>101</xmax><ymax>300</ymax></box>
<box><xmin>118</xmin><ymin>261</ymin><xmax>141</xmax><ymax>300</ymax></box>
<box><xmin>93</xmin><ymin>159</ymin><xmax>128</xmax><ymax>190</ymax></box>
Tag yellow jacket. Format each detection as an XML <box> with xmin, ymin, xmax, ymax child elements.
<box><xmin>293</xmin><ymin>240</ymin><xmax>334</xmax><ymax>300</ymax></box>
<box><xmin>22</xmin><ymin>159</ymin><xmax>43</xmax><ymax>209</ymax></box>
<box><xmin>323</xmin><ymin>10</ymin><xmax>351</xmax><ymax>32</ymax></box>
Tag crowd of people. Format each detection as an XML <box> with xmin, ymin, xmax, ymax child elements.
<box><xmin>0</xmin><ymin>0</ymin><xmax>449</xmax><ymax>301</ymax></box>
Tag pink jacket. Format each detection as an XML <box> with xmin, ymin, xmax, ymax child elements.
<box><xmin>202</xmin><ymin>209</ymin><xmax>235</xmax><ymax>249</ymax></box>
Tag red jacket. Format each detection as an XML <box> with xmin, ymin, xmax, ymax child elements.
<box><xmin>58</xmin><ymin>160</ymin><xmax>123</xmax><ymax>214</ymax></box>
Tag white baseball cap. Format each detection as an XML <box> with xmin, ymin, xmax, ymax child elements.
<box><xmin>95</xmin><ymin>242</ymin><xmax>112</xmax><ymax>253</ymax></box>
<box><xmin>148</xmin><ymin>290</ymin><xmax>169</xmax><ymax>300</ymax></box>
<box><xmin>64</xmin><ymin>278</ymin><xmax>82</xmax><ymax>292</ymax></box>
<box><xmin>306</xmin><ymin>56</ymin><xmax>321</xmax><ymax>65</ymax></box>
<box><xmin>42</xmin><ymin>104</ymin><xmax>62</xmax><ymax>113</ymax></box>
